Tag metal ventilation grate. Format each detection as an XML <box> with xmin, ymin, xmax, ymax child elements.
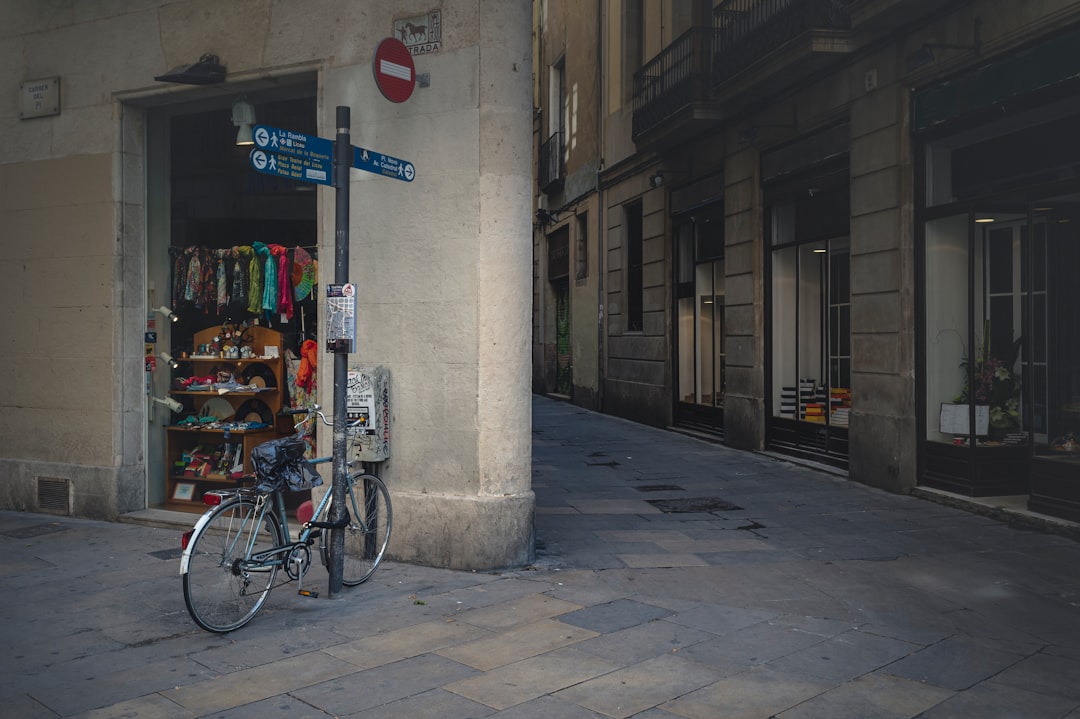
<box><xmin>36</xmin><ymin>477</ymin><xmax>71</xmax><ymax>515</ymax></box>
<box><xmin>646</xmin><ymin>497</ymin><xmax>742</xmax><ymax>513</ymax></box>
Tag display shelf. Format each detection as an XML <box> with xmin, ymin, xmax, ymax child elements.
<box><xmin>163</xmin><ymin>325</ymin><xmax>288</xmax><ymax>512</ymax></box>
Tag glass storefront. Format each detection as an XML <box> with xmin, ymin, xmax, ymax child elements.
<box><xmin>766</xmin><ymin>170</ymin><xmax>851</xmax><ymax>466</ymax></box>
<box><xmin>674</xmin><ymin>206</ymin><xmax>725</xmax><ymax>431</ymax></box>
<box><xmin>918</xmin><ymin>97</ymin><xmax>1080</xmax><ymax>517</ymax></box>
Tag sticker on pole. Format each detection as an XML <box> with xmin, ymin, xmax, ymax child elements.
<box><xmin>373</xmin><ymin>37</ymin><xmax>416</xmax><ymax>103</ymax></box>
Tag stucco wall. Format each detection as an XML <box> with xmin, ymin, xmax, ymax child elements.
<box><xmin>1</xmin><ymin>0</ymin><xmax>536</xmax><ymax>568</ymax></box>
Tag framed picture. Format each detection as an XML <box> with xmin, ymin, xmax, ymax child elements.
<box><xmin>263</xmin><ymin>345</ymin><xmax>279</xmax><ymax>358</ymax></box>
<box><xmin>173</xmin><ymin>482</ymin><xmax>196</xmax><ymax>502</ymax></box>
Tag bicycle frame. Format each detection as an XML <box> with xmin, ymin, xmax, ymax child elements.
<box><xmin>180</xmin><ymin>455</ymin><xmax>360</xmax><ymax>578</ymax></box>
<box><xmin>181</xmin><ymin>404</ymin><xmax>390</xmax><ymax>631</ymax></box>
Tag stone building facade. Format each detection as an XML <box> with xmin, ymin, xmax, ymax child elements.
<box><xmin>533</xmin><ymin>0</ymin><xmax>1080</xmax><ymax>520</ymax></box>
<box><xmin>2</xmin><ymin>1</ymin><xmax>535</xmax><ymax>570</ymax></box>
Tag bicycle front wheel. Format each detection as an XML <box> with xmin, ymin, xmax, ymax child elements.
<box><xmin>182</xmin><ymin>497</ymin><xmax>283</xmax><ymax>632</ymax></box>
<box><xmin>340</xmin><ymin>473</ymin><xmax>392</xmax><ymax>586</ymax></box>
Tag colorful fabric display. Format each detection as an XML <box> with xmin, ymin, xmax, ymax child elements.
<box><xmin>230</xmin><ymin>246</ymin><xmax>248</xmax><ymax>308</ymax></box>
<box><xmin>295</xmin><ymin>338</ymin><xmax>318</xmax><ymax>393</ymax></box>
<box><xmin>293</xmin><ymin>246</ymin><xmax>315</xmax><ymax>301</ymax></box>
<box><xmin>249</xmin><ymin>243</ymin><xmax>267</xmax><ymax>314</ymax></box>
<box><xmin>215</xmin><ymin>250</ymin><xmax>228</xmax><ymax>312</ymax></box>
<box><xmin>271</xmin><ymin>244</ymin><xmax>293</xmax><ymax>320</ymax></box>
<box><xmin>260</xmin><ymin>243</ymin><xmax>277</xmax><ymax>319</ymax></box>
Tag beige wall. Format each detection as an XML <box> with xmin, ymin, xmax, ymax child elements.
<box><xmin>533</xmin><ymin>0</ymin><xmax>604</xmax><ymax>406</ymax></box>
<box><xmin>1</xmin><ymin>152</ymin><xmax>118</xmax><ymax>466</ymax></box>
<box><xmin>1</xmin><ymin>0</ymin><xmax>536</xmax><ymax>569</ymax></box>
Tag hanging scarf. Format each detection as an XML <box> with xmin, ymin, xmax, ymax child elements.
<box><xmin>215</xmin><ymin>250</ymin><xmax>228</xmax><ymax>313</ymax></box>
<box><xmin>272</xmin><ymin>245</ymin><xmax>293</xmax><ymax>320</ymax></box>
<box><xmin>198</xmin><ymin>247</ymin><xmax>216</xmax><ymax>311</ymax></box>
<box><xmin>183</xmin><ymin>247</ymin><xmax>201</xmax><ymax>302</ymax></box>
<box><xmin>169</xmin><ymin>247</ymin><xmax>185</xmax><ymax>308</ymax></box>
<box><xmin>248</xmin><ymin>243</ymin><xmax>266</xmax><ymax>315</ymax></box>
<box><xmin>261</xmin><ymin>244</ymin><xmax>278</xmax><ymax>320</ymax></box>
<box><xmin>296</xmin><ymin>339</ymin><xmax>318</xmax><ymax>393</ymax></box>
<box><xmin>230</xmin><ymin>247</ymin><xmax>248</xmax><ymax>308</ymax></box>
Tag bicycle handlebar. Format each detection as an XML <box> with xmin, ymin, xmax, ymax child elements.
<box><xmin>286</xmin><ymin>404</ymin><xmax>366</xmax><ymax>432</ymax></box>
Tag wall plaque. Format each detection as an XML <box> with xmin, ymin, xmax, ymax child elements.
<box><xmin>20</xmin><ymin>77</ymin><xmax>60</xmax><ymax>119</ymax></box>
<box><xmin>394</xmin><ymin>10</ymin><xmax>442</xmax><ymax>56</ymax></box>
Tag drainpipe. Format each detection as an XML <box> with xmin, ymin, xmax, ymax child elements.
<box><xmin>595</xmin><ymin>0</ymin><xmax>605</xmax><ymax>412</ymax></box>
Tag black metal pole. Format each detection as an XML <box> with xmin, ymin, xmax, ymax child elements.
<box><xmin>329</xmin><ymin>105</ymin><xmax>350</xmax><ymax>596</ymax></box>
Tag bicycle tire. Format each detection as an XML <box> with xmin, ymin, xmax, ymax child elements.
<box><xmin>182</xmin><ymin>496</ymin><xmax>283</xmax><ymax>632</ymax></box>
<box><xmin>340</xmin><ymin>473</ymin><xmax>392</xmax><ymax>586</ymax></box>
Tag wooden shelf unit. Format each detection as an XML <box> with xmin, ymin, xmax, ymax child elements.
<box><xmin>163</xmin><ymin>325</ymin><xmax>288</xmax><ymax>511</ymax></box>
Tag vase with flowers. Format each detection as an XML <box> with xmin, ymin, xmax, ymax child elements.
<box><xmin>953</xmin><ymin>320</ymin><xmax>1022</xmax><ymax>435</ymax></box>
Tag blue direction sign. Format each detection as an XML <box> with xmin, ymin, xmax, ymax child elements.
<box><xmin>253</xmin><ymin>124</ymin><xmax>333</xmax><ymax>163</ymax></box>
<box><xmin>249</xmin><ymin>149</ymin><xmax>333</xmax><ymax>186</ymax></box>
<box><xmin>353</xmin><ymin>146</ymin><xmax>415</xmax><ymax>182</ymax></box>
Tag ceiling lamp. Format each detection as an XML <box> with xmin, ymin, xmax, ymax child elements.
<box><xmin>154</xmin><ymin>53</ymin><xmax>225</xmax><ymax>85</ymax></box>
<box><xmin>232</xmin><ymin>97</ymin><xmax>256</xmax><ymax>146</ymax></box>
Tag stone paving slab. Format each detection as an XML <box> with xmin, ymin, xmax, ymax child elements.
<box><xmin>4</xmin><ymin>396</ymin><xmax>1080</xmax><ymax>717</ymax></box>
<box><xmin>437</xmin><ymin>617</ymin><xmax>599</xmax><ymax>671</ymax></box>
<box><xmin>445</xmin><ymin>647</ymin><xmax>622</xmax><ymax>710</ymax></box>
<box><xmin>555</xmin><ymin>653</ymin><xmax>725</xmax><ymax>719</ymax></box>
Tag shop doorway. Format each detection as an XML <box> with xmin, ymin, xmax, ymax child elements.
<box><xmin>554</xmin><ymin>279</ymin><xmax>572</xmax><ymax>395</ymax></box>
<box><xmin>145</xmin><ymin>84</ymin><xmax>319</xmax><ymax>511</ymax></box>
<box><xmin>547</xmin><ymin>227</ymin><xmax>572</xmax><ymax>397</ymax></box>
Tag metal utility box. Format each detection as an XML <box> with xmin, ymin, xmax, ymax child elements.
<box><xmin>346</xmin><ymin>366</ymin><xmax>390</xmax><ymax>462</ymax></box>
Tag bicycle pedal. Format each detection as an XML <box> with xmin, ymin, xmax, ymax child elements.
<box><xmin>298</xmin><ymin>589</ymin><xmax>319</xmax><ymax>598</ymax></box>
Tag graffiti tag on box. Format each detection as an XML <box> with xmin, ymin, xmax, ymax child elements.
<box><xmin>346</xmin><ymin>371</ymin><xmax>373</xmax><ymax>426</ymax></box>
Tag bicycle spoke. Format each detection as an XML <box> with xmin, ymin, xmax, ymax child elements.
<box><xmin>182</xmin><ymin>498</ymin><xmax>283</xmax><ymax>632</ymax></box>
<box><xmin>339</xmin><ymin>474</ymin><xmax>392</xmax><ymax>586</ymax></box>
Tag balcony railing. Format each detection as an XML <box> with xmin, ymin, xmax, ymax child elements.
<box><xmin>632</xmin><ymin>27</ymin><xmax>717</xmax><ymax>139</ymax></box>
<box><xmin>539</xmin><ymin>130</ymin><xmax>564</xmax><ymax>193</ymax></box>
<box><xmin>632</xmin><ymin>0</ymin><xmax>852</xmax><ymax>141</ymax></box>
<box><xmin>712</xmin><ymin>0</ymin><xmax>852</xmax><ymax>80</ymax></box>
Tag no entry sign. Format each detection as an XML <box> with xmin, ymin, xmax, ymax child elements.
<box><xmin>373</xmin><ymin>37</ymin><xmax>416</xmax><ymax>103</ymax></box>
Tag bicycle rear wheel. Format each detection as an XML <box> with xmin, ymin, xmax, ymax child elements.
<box><xmin>340</xmin><ymin>473</ymin><xmax>392</xmax><ymax>586</ymax></box>
<box><xmin>182</xmin><ymin>497</ymin><xmax>283</xmax><ymax>632</ymax></box>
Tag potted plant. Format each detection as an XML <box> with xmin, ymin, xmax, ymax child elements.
<box><xmin>953</xmin><ymin>321</ymin><xmax>1022</xmax><ymax>438</ymax></box>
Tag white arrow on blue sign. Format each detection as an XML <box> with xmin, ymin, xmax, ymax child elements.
<box><xmin>251</xmin><ymin>124</ymin><xmax>415</xmax><ymax>184</ymax></box>
<box><xmin>249</xmin><ymin>149</ymin><xmax>333</xmax><ymax>186</ymax></box>
<box><xmin>353</xmin><ymin>146</ymin><xmax>415</xmax><ymax>182</ymax></box>
<box><xmin>253</xmin><ymin>124</ymin><xmax>334</xmax><ymax>163</ymax></box>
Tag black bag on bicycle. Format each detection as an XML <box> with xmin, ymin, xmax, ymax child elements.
<box><xmin>251</xmin><ymin>434</ymin><xmax>323</xmax><ymax>493</ymax></box>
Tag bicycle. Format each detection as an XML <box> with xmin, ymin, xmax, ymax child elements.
<box><xmin>180</xmin><ymin>405</ymin><xmax>392</xmax><ymax>633</ymax></box>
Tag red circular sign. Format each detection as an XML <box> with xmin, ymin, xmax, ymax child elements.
<box><xmin>373</xmin><ymin>37</ymin><xmax>416</xmax><ymax>103</ymax></box>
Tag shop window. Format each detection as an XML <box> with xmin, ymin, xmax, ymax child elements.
<box><xmin>926</xmin><ymin>199</ymin><xmax>1080</xmax><ymax>457</ymax></box>
<box><xmin>771</xmin><ymin>237</ymin><xmax>850</xmax><ymax>426</ymax></box>
<box><xmin>675</xmin><ymin>209</ymin><xmax>724</xmax><ymax>410</ymax></box>
<box><xmin>768</xmin><ymin>182</ymin><xmax>851</xmax><ymax>435</ymax></box>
